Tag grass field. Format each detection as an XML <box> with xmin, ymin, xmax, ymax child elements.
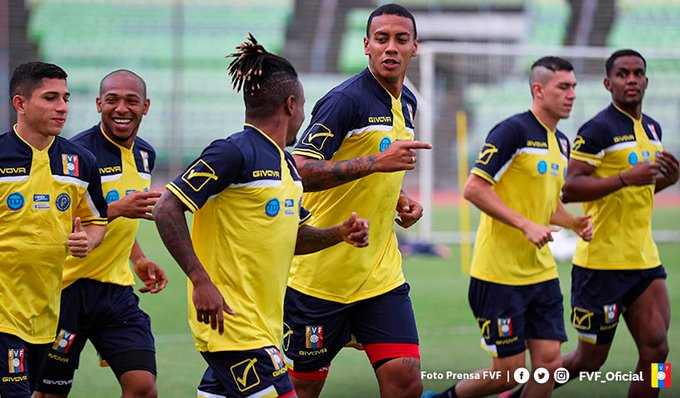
<box><xmin>67</xmin><ymin>207</ymin><xmax>680</xmax><ymax>397</ymax></box>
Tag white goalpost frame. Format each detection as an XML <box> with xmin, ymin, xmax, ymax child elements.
<box><xmin>416</xmin><ymin>42</ymin><xmax>680</xmax><ymax>244</ymax></box>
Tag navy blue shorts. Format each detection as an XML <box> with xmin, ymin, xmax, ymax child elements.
<box><xmin>0</xmin><ymin>333</ymin><xmax>49</xmax><ymax>398</ymax></box>
<box><xmin>468</xmin><ymin>277</ymin><xmax>567</xmax><ymax>358</ymax></box>
<box><xmin>570</xmin><ymin>265</ymin><xmax>667</xmax><ymax>345</ymax></box>
<box><xmin>283</xmin><ymin>283</ymin><xmax>419</xmax><ymax>378</ymax></box>
<box><xmin>36</xmin><ymin>279</ymin><xmax>156</xmax><ymax>394</ymax></box>
<box><xmin>198</xmin><ymin>347</ymin><xmax>294</xmax><ymax>398</ymax></box>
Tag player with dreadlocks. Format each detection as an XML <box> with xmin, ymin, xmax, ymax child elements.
<box><xmin>153</xmin><ymin>34</ymin><xmax>369</xmax><ymax>398</ymax></box>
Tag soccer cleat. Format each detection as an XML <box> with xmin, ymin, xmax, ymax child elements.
<box><xmin>421</xmin><ymin>390</ymin><xmax>439</xmax><ymax>398</ymax></box>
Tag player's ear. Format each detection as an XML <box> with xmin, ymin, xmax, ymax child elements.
<box><xmin>12</xmin><ymin>95</ymin><xmax>26</xmax><ymax>114</ymax></box>
<box><xmin>530</xmin><ymin>82</ymin><xmax>543</xmax><ymax>100</ymax></box>
<box><xmin>364</xmin><ymin>37</ymin><xmax>370</xmax><ymax>55</ymax></box>
<box><xmin>285</xmin><ymin>95</ymin><xmax>296</xmax><ymax>116</ymax></box>
<box><xmin>603</xmin><ymin>77</ymin><xmax>612</xmax><ymax>92</ymax></box>
<box><xmin>143</xmin><ymin>98</ymin><xmax>150</xmax><ymax>115</ymax></box>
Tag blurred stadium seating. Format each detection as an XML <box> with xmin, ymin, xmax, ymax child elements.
<box><xmin>21</xmin><ymin>0</ymin><xmax>680</xmax><ymax>183</ymax></box>
<box><xmin>27</xmin><ymin>0</ymin><xmax>296</xmax><ymax>167</ymax></box>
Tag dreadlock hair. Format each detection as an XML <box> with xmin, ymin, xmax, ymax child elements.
<box><xmin>227</xmin><ymin>33</ymin><xmax>299</xmax><ymax>118</ymax></box>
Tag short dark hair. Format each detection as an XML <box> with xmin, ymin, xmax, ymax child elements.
<box><xmin>100</xmin><ymin>69</ymin><xmax>147</xmax><ymax>98</ymax></box>
<box><xmin>227</xmin><ymin>33</ymin><xmax>299</xmax><ymax>118</ymax></box>
<box><xmin>605</xmin><ymin>49</ymin><xmax>646</xmax><ymax>76</ymax></box>
<box><xmin>531</xmin><ymin>56</ymin><xmax>574</xmax><ymax>73</ymax></box>
<box><xmin>10</xmin><ymin>61</ymin><xmax>67</xmax><ymax>98</ymax></box>
<box><xmin>366</xmin><ymin>3</ymin><xmax>417</xmax><ymax>38</ymax></box>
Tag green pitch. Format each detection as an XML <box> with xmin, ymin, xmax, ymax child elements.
<box><xmin>68</xmin><ymin>209</ymin><xmax>680</xmax><ymax>397</ymax></box>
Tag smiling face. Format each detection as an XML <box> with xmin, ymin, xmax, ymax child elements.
<box><xmin>14</xmin><ymin>77</ymin><xmax>70</xmax><ymax>139</ymax></box>
<box><xmin>96</xmin><ymin>71</ymin><xmax>149</xmax><ymax>148</ymax></box>
<box><xmin>605</xmin><ymin>55</ymin><xmax>648</xmax><ymax>114</ymax></box>
<box><xmin>364</xmin><ymin>13</ymin><xmax>418</xmax><ymax>96</ymax></box>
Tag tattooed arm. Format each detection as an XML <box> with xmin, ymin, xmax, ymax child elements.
<box><xmin>293</xmin><ymin>140</ymin><xmax>432</xmax><ymax>192</ymax></box>
<box><xmin>295</xmin><ymin>212</ymin><xmax>369</xmax><ymax>255</ymax></box>
<box><xmin>153</xmin><ymin>191</ymin><xmax>234</xmax><ymax>334</ymax></box>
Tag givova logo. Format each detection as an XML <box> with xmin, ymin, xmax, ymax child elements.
<box><xmin>651</xmin><ymin>363</ymin><xmax>671</xmax><ymax>389</ymax></box>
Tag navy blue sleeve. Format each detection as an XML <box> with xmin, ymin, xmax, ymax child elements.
<box><xmin>471</xmin><ymin>120</ymin><xmax>523</xmax><ymax>183</ymax></box>
<box><xmin>166</xmin><ymin>140</ymin><xmax>243</xmax><ymax>212</ymax></box>
<box><xmin>292</xmin><ymin>92</ymin><xmax>359</xmax><ymax>160</ymax></box>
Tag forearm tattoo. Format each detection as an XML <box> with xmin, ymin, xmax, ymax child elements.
<box><xmin>299</xmin><ymin>156</ymin><xmax>377</xmax><ymax>192</ymax></box>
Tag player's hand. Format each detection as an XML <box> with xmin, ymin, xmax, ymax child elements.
<box><xmin>571</xmin><ymin>214</ymin><xmax>594</xmax><ymax>242</ymax></box>
<box><xmin>337</xmin><ymin>212</ymin><xmax>369</xmax><ymax>248</ymax></box>
<box><xmin>108</xmin><ymin>191</ymin><xmax>161</xmax><ymax>220</ymax></box>
<box><xmin>395</xmin><ymin>193</ymin><xmax>424</xmax><ymax>228</ymax></box>
<box><xmin>375</xmin><ymin>140</ymin><xmax>432</xmax><ymax>172</ymax></box>
<box><xmin>192</xmin><ymin>279</ymin><xmax>235</xmax><ymax>335</ymax></box>
<box><xmin>620</xmin><ymin>162</ymin><xmax>661</xmax><ymax>186</ymax></box>
<box><xmin>657</xmin><ymin>151</ymin><xmax>679</xmax><ymax>184</ymax></box>
<box><xmin>133</xmin><ymin>257</ymin><xmax>168</xmax><ymax>294</ymax></box>
<box><xmin>68</xmin><ymin>217</ymin><xmax>95</xmax><ymax>257</ymax></box>
<box><xmin>520</xmin><ymin>221</ymin><xmax>560</xmax><ymax>249</ymax></box>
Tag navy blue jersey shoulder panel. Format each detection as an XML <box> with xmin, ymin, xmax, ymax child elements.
<box><xmin>0</xmin><ymin>131</ymin><xmax>33</xmax><ymax>176</ymax></box>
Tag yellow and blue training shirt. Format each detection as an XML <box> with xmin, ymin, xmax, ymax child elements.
<box><xmin>289</xmin><ymin>67</ymin><xmax>417</xmax><ymax>303</ymax></box>
<box><xmin>167</xmin><ymin>125</ymin><xmax>311</xmax><ymax>352</ymax></box>
<box><xmin>0</xmin><ymin>127</ymin><xmax>107</xmax><ymax>344</ymax></box>
<box><xmin>62</xmin><ymin>124</ymin><xmax>155</xmax><ymax>288</ymax></box>
<box><xmin>571</xmin><ymin>103</ymin><xmax>663</xmax><ymax>270</ymax></box>
<box><xmin>470</xmin><ymin>111</ymin><xmax>570</xmax><ymax>286</ymax></box>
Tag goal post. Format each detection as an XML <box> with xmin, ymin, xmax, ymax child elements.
<box><xmin>415</xmin><ymin>42</ymin><xmax>680</xmax><ymax>245</ymax></box>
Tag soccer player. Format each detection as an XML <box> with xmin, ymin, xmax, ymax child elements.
<box><xmin>152</xmin><ymin>34</ymin><xmax>369</xmax><ymax>398</ymax></box>
<box><xmin>34</xmin><ymin>70</ymin><xmax>166</xmax><ymax>398</ymax></box>
<box><xmin>426</xmin><ymin>57</ymin><xmax>593</xmax><ymax>398</ymax></box>
<box><xmin>283</xmin><ymin>4</ymin><xmax>432</xmax><ymax>398</ymax></box>
<box><xmin>0</xmin><ymin>61</ymin><xmax>107</xmax><ymax>397</ymax></box>
<box><xmin>558</xmin><ymin>49</ymin><xmax>678</xmax><ymax>397</ymax></box>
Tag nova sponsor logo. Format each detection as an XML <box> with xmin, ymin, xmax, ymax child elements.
<box><xmin>0</xmin><ymin>167</ymin><xmax>27</xmax><ymax>174</ymax></box>
<box><xmin>99</xmin><ymin>166</ymin><xmax>122</xmax><ymax>174</ymax></box>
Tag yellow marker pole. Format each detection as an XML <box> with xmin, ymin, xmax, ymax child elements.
<box><xmin>456</xmin><ymin>111</ymin><xmax>471</xmax><ymax>274</ymax></box>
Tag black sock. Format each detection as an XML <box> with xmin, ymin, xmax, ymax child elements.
<box><xmin>436</xmin><ymin>384</ymin><xmax>458</xmax><ymax>398</ymax></box>
<box><xmin>508</xmin><ymin>380</ymin><xmax>567</xmax><ymax>398</ymax></box>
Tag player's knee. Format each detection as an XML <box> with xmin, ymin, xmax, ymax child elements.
<box><xmin>497</xmin><ymin>378</ymin><xmax>520</xmax><ymax>392</ymax></box>
<box><xmin>121</xmin><ymin>382</ymin><xmax>157</xmax><ymax>398</ymax></box>
<box><xmin>119</xmin><ymin>369</ymin><xmax>158</xmax><ymax>398</ymax></box>
<box><xmin>639</xmin><ymin>333</ymin><xmax>669</xmax><ymax>362</ymax></box>
<box><xmin>397</xmin><ymin>371</ymin><xmax>424</xmax><ymax>398</ymax></box>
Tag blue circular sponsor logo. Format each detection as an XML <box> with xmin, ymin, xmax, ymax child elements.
<box><xmin>56</xmin><ymin>193</ymin><xmax>71</xmax><ymax>211</ymax></box>
<box><xmin>379</xmin><ymin>137</ymin><xmax>392</xmax><ymax>152</ymax></box>
<box><xmin>628</xmin><ymin>152</ymin><xmax>639</xmax><ymax>165</ymax></box>
<box><xmin>7</xmin><ymin>192</ymin><xmax>24</xmax><ymax>210</ymax></box>
<box><xmin>105</xmin><ymin>190</ymin><xmax>120</xmax><ymax>204</ymax></box>
<box><xmin>537</xmin><ymin>160</ymin><xmax>548</xmax><ymax>175</ymax></box>
<box><xmin>265</xmin><ymin>198</ymin><xmax>280</xmax><ymax>217</ymax></box>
